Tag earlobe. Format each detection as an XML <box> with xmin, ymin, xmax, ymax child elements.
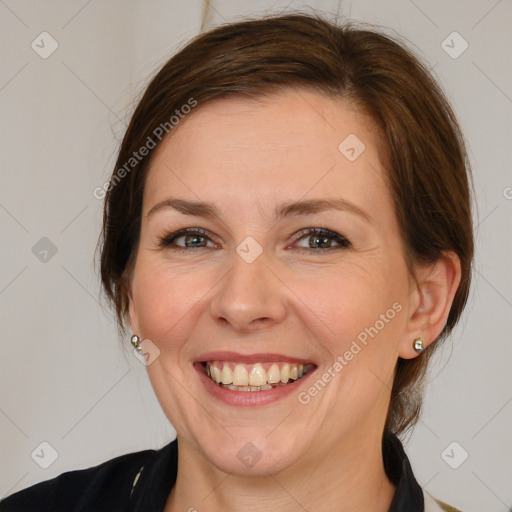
<box><xmin>399</xmin><ymin>251</ymin><xmax>461</xmax><ymax>359</ymax></box>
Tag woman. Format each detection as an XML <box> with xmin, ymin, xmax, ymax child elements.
<box><xmin>1</xmin><ymin>13</ymin><xmax>472</xmax><ymax>512</ymax></box>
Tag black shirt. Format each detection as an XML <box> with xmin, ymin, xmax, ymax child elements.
<box><xmin>0</xmin><ymin>431</ymin><xmax>424</xmax><ymax>511</ymax></box>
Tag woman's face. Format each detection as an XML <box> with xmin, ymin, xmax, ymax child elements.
<box><xmin>129</xmin><ymin>89</ymin><xmax>415</xmax><ymax>475</ymax></box>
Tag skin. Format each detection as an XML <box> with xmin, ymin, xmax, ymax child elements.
<box><xmin>128</xmin><ymin>89</ymin><xmax>461</xmax><ymax>512</ymax></box>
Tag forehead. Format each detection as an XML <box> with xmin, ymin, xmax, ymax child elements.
<box><xmin>144</xmin><ymin>89</ymin><xmax>388</xmax><ymax>213</ymax></box>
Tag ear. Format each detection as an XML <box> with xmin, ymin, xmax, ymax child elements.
<box><xmin>399</xmin><ymin>251</ymin><xmax>461</xmax><ymax>359</ymax></box>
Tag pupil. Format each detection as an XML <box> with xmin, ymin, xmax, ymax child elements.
<box><xmin>185</xmin><ymin>235</ymin><xmax>206</xmax><ymax>247</ymax></box>
<box><xmin>309</xmin><ymin>236</ymin><xmax>331</xmax><ymax>249</ymax></box>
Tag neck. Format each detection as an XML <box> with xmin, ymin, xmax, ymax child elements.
<box><xmin>164</xmin><ymin>427</ymin><xmax>396</xmax><ymax>512</ymax></box>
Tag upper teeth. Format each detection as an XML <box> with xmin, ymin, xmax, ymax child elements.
<box><xmin>205</xmin><ymin>361</ymin><xmax>312</xmax><ymax>387</ymax></box>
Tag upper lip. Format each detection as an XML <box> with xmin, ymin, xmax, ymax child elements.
<box><xmin>194</xmin><ymin>351</ymin><xmax>316</xmax><ymax>365</ymax></box>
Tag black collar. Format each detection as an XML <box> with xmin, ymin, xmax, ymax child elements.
<box><xmin>383</xmin><ymin>430</ymin><xmax>424</xmax><ymax>511</ymax></box>
<box><xmin>129</xmin><ymin>431</ymin><xmax>424</xmax><ymax>511</ymax></box>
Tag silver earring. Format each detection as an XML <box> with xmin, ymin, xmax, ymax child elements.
<box><xmin>413</xmin><ymin>337</ymin><xmax>424</xmax><ymax>353</ymax></box>
<box><xmin>131</xmin><ymin>335</ymin><xmax>142</xmax><ymax>353</ymax></box>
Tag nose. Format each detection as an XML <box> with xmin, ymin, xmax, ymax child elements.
<box><xmin>209</xmin><ymin>251</ymin><xmax>288</xmax><ymax>332</ymax></box>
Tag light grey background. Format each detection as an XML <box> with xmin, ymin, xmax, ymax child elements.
<box><xmin>1</xmin><ymin>1</ymin><xmax>510</xmax><ymax>510</ymax></box>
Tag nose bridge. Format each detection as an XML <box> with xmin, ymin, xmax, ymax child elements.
<box><xmin>209</xmin><ymin>248</ymin><xmax>287</xmax><ymax>331</ymax></box>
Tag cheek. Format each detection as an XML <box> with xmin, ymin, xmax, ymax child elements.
<box><xmin>298</xmin><ymin>260</ymin><xmax>401</xmax><ymax>329</ymax></box>
<box><xmin>131</xmin><ymin>258</ymin><xmax>213</xmax><ymax>351</ymax></box>
<box><xmin>286</xmin><ymin>258</ymin><xmax>408</xmax><ymax>376</ymax></box>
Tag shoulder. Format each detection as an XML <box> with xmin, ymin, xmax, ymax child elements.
<box><xmin>424</xmin><ymin>490</ymin><xmax>464</xmax><ymax>512</ymax></box>
<box><xmin>0</xmin><ymin>446</ymin><xmax>159</xmax><ymax>512</ymax></box>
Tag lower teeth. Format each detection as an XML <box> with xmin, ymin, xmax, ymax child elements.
<box><xmin>214</xmin><ymin>378</ymin><xmax>302</xmax><ymax>392</ymax></box>
<box><xmin>221</xmin><ymin>384</ymin><xmax>273</xmax><ymax>391</ymax></box>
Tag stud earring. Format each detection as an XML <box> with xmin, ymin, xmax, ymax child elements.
<box><xmin>131</xmin><ymin>335</ymin><xmax>142</xmax><ymax>353</ymax></box>
<box><xmin>413</xmin><ymin>337</ymin><xmax>424</xmax><ymax>353</ymax></box>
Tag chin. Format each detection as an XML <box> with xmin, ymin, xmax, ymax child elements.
<box><xmin>200</xmin><ymin>433</ymin><xmax>303</xmax><ymax>476</ymax></box>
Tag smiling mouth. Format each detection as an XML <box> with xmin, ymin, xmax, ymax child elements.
<box><xmin>202</xmin><ymin>361</ymin><xmax>316</xmax><ymax>391</ymax></box>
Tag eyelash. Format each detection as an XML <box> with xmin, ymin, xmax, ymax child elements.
<box><xmin>158</xmin><ymin>227</ymin><xmax>351</xmax><ymax>252</ymax></box>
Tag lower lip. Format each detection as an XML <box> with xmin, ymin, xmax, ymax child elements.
<box><xmin>194</xmin><ymin>363</ymin><xmax>316</xmax><ymax>406</ymax></box>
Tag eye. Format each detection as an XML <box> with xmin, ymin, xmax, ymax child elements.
<box><xmin>159</xmin><ymin>228</ymin><xmax>219</xmax><ymax>249</ymax></box>
<box><xmin>292</xmin><ymin>228</ymin><xmax>351</xmax><ymax>250</ymax></box>
<box><xmin>157</xmin><ymin>227</ymin><xmax>349</xmax><ymax>251</ymax></box>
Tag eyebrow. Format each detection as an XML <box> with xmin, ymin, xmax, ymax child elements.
<box><xmin>147</xmin><ymin>198</ymin><xmax>372</xmax><ymax>223</ymax></box>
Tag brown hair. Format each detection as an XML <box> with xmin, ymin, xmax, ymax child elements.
<box><xmin>99</xmin><ymin>13</ymin><xmax>473</xmax><ymax>435</ymax></box>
